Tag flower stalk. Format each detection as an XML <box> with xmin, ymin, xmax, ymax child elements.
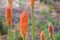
<box><xmin>23</xmin><ymin>37</ymin><xmax>26</xmax><ymax>40</ymax></box>
<box><xmin>30</xmin><ymin>0</ymin><xmax>35</xmax><ymax>40</ymax></box>
<box><xmin>8</xmin><ymin>25</ymin><xmax>13</xmax><ymax>40</ymax></box>
<box><xmin>48</xmin><ymin>22</ymin><xmax>54</xmax><ymax>40</ymax></box>
<box><xmin>5</xmin><ymin>5</ymin><xmax>13</xmax><ymax>40</ymax></box>
<box><xmin>31</xmin><ymin>4</ymin><xmax>35</xmax><ymax>40</ymax></box>
<box><xmin>20</xmin><ymin>11</ymin><xmax>28</xmax><ymax>40</ymax></box>
<box><xmin>40</xmin><ymin>31</ymin><xmax>46</xmax><ymax>40</ymax></box>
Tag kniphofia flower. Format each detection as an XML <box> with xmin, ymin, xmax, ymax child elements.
<box><xmin>40</xmin><ymin>31</ymin><xmax>46</xmax><ymax>40</ymax></box>
<box><xmin>48</xmin><ymin>22</ymin><xmax>54</xmax><ymax>38</ymax></box>
<box><xmin>5</xmin><ymin>5</ymin><xmax>12</xmax><ymax>26</ymax></box>
<box><xmin>8</xmin><ymin>0</ymin><xmax>13</xmax><ymax>6</ymax></box>
<box><xmin>20</xmin><ymin>11</ymin><xmax>28</xmax><ymax>38</ymax></box>
<box><xmin>30</xmin><ymin>0</ymin><xmax>35</xmax><ymax>6</ymax></box>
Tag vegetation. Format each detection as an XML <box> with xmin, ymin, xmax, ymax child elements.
<box><xmin>0</xmin><ymin>0</ymin><xmax>60</xmax><ymax>40</ymax></box>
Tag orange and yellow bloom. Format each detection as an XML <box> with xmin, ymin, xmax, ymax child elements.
<box><xmin>30</xmin><ymin>0</ymin><xmax>35</xmax><ymax>6</ymax></box>
<box><xmin>48</xmin><ymin>22</ymin><xmax>54</xmax><ymax>38</ymax></box>
<box><xmin>40</xmin><ymin>31</ymin><xmax>46</xmax><ymax>40</ymax></box>
<box><xmin>8</xmin><ymin>0</ymin><xmax>13</xmax><ymax>6</ymax></box>
<box><xmin>20</xmin><ymin>11</ymin><xmax>28</xmax><ymax>38</ymax></box>
<box><xmin>5</xmin><ymin>5</ymin><xmax>12</xmax><ymax>26</ymax></box>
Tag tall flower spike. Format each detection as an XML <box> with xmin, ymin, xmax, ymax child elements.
<box><xmin>20</xmin><ymin>11</ymin><xmax>28</xmax><ymax>39</ymax></box>
<box><xmin>8</xmin><ymin>0</ymin><xmax>13</xmax><ymax>6</ymax></box>
<box><xmin>5</xmin><ymin>5</ymin><xmax>12</xmax><ymax>26</ymax></box>
<box><xmin>40</xmin><ymin>31</ymin><xmax>46</xmax><ymax>40</ymax></box>
<box><xmin>30</xmin><ymin>0</ymin><xmax>35</xmax><ymax>6</ymax></box>
<box><xmin>48</xmin><ymin>22</ymin><xmax>54</xmax><ymax>38</ymax></box>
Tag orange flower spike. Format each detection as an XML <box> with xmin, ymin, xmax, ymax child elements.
<box><xmin>30</xmin><ymin>0</ymin><xmax>35</xmax><ymax>6</ymax></box>
<box><xmin>48</xmin><ymin>22</ymin><xmax>54</xmax><ymax>38</ymax></box>
<box><xmin>20</xmin><ymin>11</ymin><xmax>28</xmax><ymax>38</ymax></box>
<box><xmin>40</xmin><ymin>31</ymin><xmax>46</xmax><ymax>40</ymax></box>
<box><xmin>8</xmin><ymin>0</ymin><xmax>13</xmax><ymax>6</ymax></box>
<box><xmin>5</xmin><ymin>5</ymin><xmax>12</xmax><ymax>26</ymax></box>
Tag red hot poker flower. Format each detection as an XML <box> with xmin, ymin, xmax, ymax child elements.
<box><xmin>5</xmin><ymin>5</ymin><xmax>12</xmax><ymax>26</ymax></box>
<box><xmin>40</xmin><ymin>31</ymin><xmax>46</xmax><ymax>40</ymax></box>
<box><xmin>8</xmin><ymin>0</ymin><xmax>13</xmax><ymax>6</ymax></box>
<box><xmin>20</xmin><ymin>11</ymin><xmax>28</xmax><ymax>38</ymax></box>
<box><xmin>48</xmin><ymin>22</ymin><xmax>54</xmax><ymax>38</ymax></box>
<box><xmin>30</xmin><ymin>0</ymin><xmax>35</xmax><ymax>6</ymax></box>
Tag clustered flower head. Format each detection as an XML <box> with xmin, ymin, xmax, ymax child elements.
<box><xmin>20</xmin><ymin>11</ymin><xmax>28</xmax><ymax>38</ymax></box>
<box><xmin>8</xmin><ymin>0</ymin><xmax>13</xmax><ymax>6</ymax></box>
<box><xmin>48</xmin><ymin>22</ymin><xmax>54</xmax><ymax>38</ymax></box>
<box><xmin>40</xmin><ymin>31</ymin><xmax>46</xmax><ymax>40</ymax></box>
<box><xmin>30</xmin><ymin>0</ymin><xmax>35</xmax><ymax>6</ymax></box>
<box><xmin>5</xmin><ymin>5</ymin><xmax>12</xmax><ymax>26</ymax></box>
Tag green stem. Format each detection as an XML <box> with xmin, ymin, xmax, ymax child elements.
<box><xmin>49</xmin><ymin>36</ymin><xmax>53</xmax><ymax>40</ymax></box>
<box><xmin>32</xmin><ymin>4</ymin><xmax>35</xmax><ymax>40</ymax></box>
<box><xmin>8</xmin><ymin>25</ymin><xmax>13</xmax><ymax>40</ymax></box>
<box><xmin>51</xmin><ymin>37</ymin><xmax>53</xmax><ymax>40</ymax></box>
<box><xmin>23</xmin><ymin>37</ymin><xmax>26</xmax><ymax>40</ymax></box>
